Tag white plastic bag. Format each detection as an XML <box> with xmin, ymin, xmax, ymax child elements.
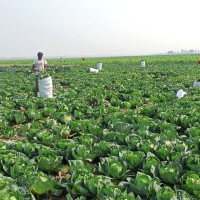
<box><xmin>176</xmin><ymin>89</ymin><xmax>186</xmax><ymax>99</ymax></box>
<box><xmin>193</xmin><ymin>80</ymin><xmax>200</xmax><ymax>87</ymax></box>
<box><xmin>97</xmin><ymin>62</ymin><xmax>102</xmax><ymax>70</ymax></box>
<box><xmin>141</xmin><ymin>60</ymin><xmax>145</xmax><ymax>67</ymax></box>
<box><xmin>89</xmin><ymin>68</ymin><xmax>99</xmax><ymax>73</ymax></box>
<box><xmin>39</xmin><ymin>77</ymin><xmax>53</xmax><ymax>98</ymax></box>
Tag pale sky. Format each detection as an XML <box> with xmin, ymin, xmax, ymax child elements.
<box><xmin>0</xmin><ymin>0</ymin><xmax>200</xmax><ymax>58</ymax></box>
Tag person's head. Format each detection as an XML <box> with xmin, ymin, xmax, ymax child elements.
<box><xmin>37</xmin><ymin>52</ymin><xmax>43</xmax><ymax>60</ymax></box>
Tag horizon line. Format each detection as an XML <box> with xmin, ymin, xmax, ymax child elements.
<box><xmin>0</xmin><ymin>52</ymin><xmax>200</xmax><ymax>61</ymax></box>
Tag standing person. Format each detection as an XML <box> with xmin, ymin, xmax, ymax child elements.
<box><xmin>60</xmin><ymin>57</ymin><xmax>63</xmax><ymax>62</ymax></box>
<box><xmin>32</xmin><ymin>52</ymin><xmax>47</xmax><ymax>97</ymax></box>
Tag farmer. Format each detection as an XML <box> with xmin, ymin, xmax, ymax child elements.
<box><xmin>60</xmin><ymin>57</ymin><xmax>63</xmax><ymax>62</ymax></box>
<box><xmin>32</xmin><ymin>52</ymin><xmax>47</xmax><ymax>97</ymax></box>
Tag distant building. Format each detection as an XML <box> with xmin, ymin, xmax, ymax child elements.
<box><xmin>166</xmin><ymin>49</ymin><xmax>199</xmax><ymax>55</ymax></box>
<box><xmin>189</xmin><ymin>49</ymin><xmax>194</xmax><ymax>53</ymax></box>
<box><xmin>167</xmin><ymin>51</ymin><xmax>174</xmax><ymax>55</ymax></box>
<box><xmin>181</xmin><ymin>49</ymin><xmax>186</xmax><ymax>54</ymax></box>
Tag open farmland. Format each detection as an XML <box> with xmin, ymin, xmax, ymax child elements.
<box><xmin>1</xmin><ymin>55</ymin><xmax>200</xmax><ymax>199</ymax></box>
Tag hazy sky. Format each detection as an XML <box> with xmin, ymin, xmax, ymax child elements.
<box><xmin>1</xmin><ymin>0</ymin><xmax>200</xmax><ymax>58</ymax></box>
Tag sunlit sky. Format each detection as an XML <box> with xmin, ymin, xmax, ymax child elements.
<box><xmin>1</xmin><ymin>0</ymin><xmax>200</xmax><ymax>58</ymax></box>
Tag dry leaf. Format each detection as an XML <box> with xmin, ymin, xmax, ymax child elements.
<box><xmin>20</xmin><ymin>107</ymin><xmax>25</xmax><ymax>111</ymax></box>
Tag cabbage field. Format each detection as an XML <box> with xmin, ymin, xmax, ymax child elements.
<box><xmin>1</xmin><ymin>55</ymin><xmax>200</xmax><ymax>199</ymax></box>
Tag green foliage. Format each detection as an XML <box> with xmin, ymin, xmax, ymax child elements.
<box><xmin>186</xmin><ymin>154</ymin><xmax>200</xmax><ymax>173</ymax></box>
<box><xmin>128</xmin><ymin>172</ymin><xmax>161</xmax><ymax>198</ymax></box>
<box><xmin>181</xmin><ymin>171</ymin><xmax>200</xmax><ymax>198</ymax></box>
<box><xmin>0</xmin><ymin>174</ymin><xmax>35</xmax><ymax>200</ymax></box>
<box><xmin>159</xmin><ymin>162</ymin><xmax>182</xmax><ymax>184</ymax></box>
<box><xmin>1</xmin><ymin>55</ymin><xmax>200</xmax><ymax>199</ymax></box>
<box><xmin>15</xmin><ymin>113</ymin><xmax>26</xmax><ymax>124</ymax></box>
<box><xmin>39</xmin><ymin>71</ymin><xmax>50</xmax><ymax>79</ymax></box>
<box><xmin>72</xmin><ymin>145</ymin><xmax>98</xmax><ymax>162</ymax></box>
<box><xmin>155</xmin><ymin>186</ymin><xmax>175</xmax><ymax>200</ymax></box>
<box><xmin>99</xmin><ymin>156</ymin><xmax>129</xmax><ymax>179</ymax></box>
<box><xmin>34</xmin><ymin>154</ymin><xmax>63</xmax><ymax>172</ymax></box>
<box><xmin>119</xmin><ymin>150</ymin><xmax>145</xmax><ymax>170</ymax></box>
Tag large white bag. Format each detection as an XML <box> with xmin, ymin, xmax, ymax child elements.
<box><xmin>39</xmin><ymin>77</ymin><xmax>53</xmax><ymax>98</ymax></box>
<box><xmin>193</xmin><ymin>80</ymin><xmax>200</xmax><ymax>87</ymax></box>
<box><xmin>89</xmin><ymin>68</ymin><xmax>99</xmax><ymax>73</ymax></box>
<box><xmin>176</xmin><ymin>89</ymin><xmax>186</xmax><ymax>99</ymax></box>
<box><xmin>97</xmin><ymin>62</ymin><xmax>102</xmax><ymax>70</ymax></box>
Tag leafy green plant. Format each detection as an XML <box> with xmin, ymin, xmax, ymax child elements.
<box><xmin>44</xmin><ymin>119</ymin><xmax>57</xmax><ymax>128</ymax></box>
<box><xmin>181</xmin><ymin>171</ymin><xmax>200</xmax><ymax>198</ymax></box>
<box><xmin>142</xmin><ymin>152</ymin><xmax>160</xmax><ymax>176</ymax></box>
<box><xmin>99</xmin><ymin>156</ymin><xmax>129</xmax><ymax>179</ymax></box>
<box><xmin>72</xmin><ymin>145</ymin><xmax>98</xmax><ymax>162</ymax></box>
<box><xmin>42</xmin><ymin>107</ymin><xmax>56</xmax><ymax>117</ymax></box>
<box><xmin>0</xmin><ymin>127</ymin><xmax>15</xmax><ymax>139</ymax></box>
<box><xmin>159</xmin><ymin>162</ymin><xmax>182</xmax><ymax>184</ymax></box>
<box><xmin>0</xmin><ymin>174</ymin><xmax>35</xmax><ymax>200</ymax></box>
<box><xmin>155</xmin><ymin>186</ymin><xmax>175</xmax><ymax>200</ymax></box>
<box><xmin>34</xmin><ymin>154</ymin><xmax>62</xmax><ymax>172</ymax></box>
<box><xmin>128</xmin><ymin>172</ymin><xmax>161</xmax><ymax>198</ymax></box>
<box><xmin>15</xmin><ymin>113</ymin><xmax>26</xmax><ymax>124</ymax></box>
<box><xmin>25</xmin><ymin>110</ymin><xmax>42</xmax><ymax>121</ymax></box>
<box><xmin>186</xmin><ymin>154</ymin><xmax>200</xmax><ymax>173</ymax></box>
<box><xmin>53</xmin><ymin>125</ymin><xmax>71</xmax><ymax>138</ymax></box>
<box><xmin>39</xmin><ymin>71</ymin><xmax>50</xmax><ymax>79</ymax></box>
<box><xmin>119</xmin><ymin>150</ymin><xmax>145</xmax><ymax>170</ymax></box>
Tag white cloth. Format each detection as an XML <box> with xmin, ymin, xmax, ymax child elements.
<box><xmin>33</xmin><ymin>59</ymin><xmax>47</xmax><ymax>75</ymax></box>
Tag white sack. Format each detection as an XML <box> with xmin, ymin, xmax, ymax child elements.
<box><xmin>97</xmin><ymin>62</ymin><xmax>102</xmax><ymax>70</ymax></box>
<box><xmin>193</xmin><ymin>80</ymin><xmax>200</xmax><ymax>87</ymax></box>
<box><xmin>89</xmin><ymin>68</ymin><xmax>99</xmax><ymax>73</ymax></box>
<box><xmin>39</xmin><ymin>77</ymin><xmax>53</xmax><ymax>98</ymax></box>
<box><xmin>39</xmin><ymin>77</ymin><xmax>53</xmax><ymax>86</ymax></box>
<box><xmin>40</xmin><ymin>91</ymin><xmax>53</xmax><ymax>98</ymax></box>
<box><xmin>141</xmin><ymin>60</ymin><xmax>145</xmax><ymax>67</ymax></box>
<box><xmin>176</xmin><ymin>89</ymin><xmax>186</xmax><ymax>99</ymax></box>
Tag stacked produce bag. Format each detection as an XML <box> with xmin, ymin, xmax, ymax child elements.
<box><xmin>39</xmin><ymin>72</ymin><xmax>53</xmax><ymax>98</ymax></box>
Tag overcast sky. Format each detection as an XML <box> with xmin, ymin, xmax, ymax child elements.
<box><xmin>1</xmin><ymin>0</ymin><xmax>200</xmax><ymax>58</ymax></box>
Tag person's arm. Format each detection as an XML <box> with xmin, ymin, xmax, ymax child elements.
<box><xmin>32</xmin><ymin>64</ymin><xmax>36</xmax><ymax>71</ymax></box>
<box><xmin>32</xmin><ymin>64</ymin><xmax>40</xmax><ymax>72</ymax></box>
<box><xmin>41</xmin><ymin>60</ymin><xmax>47</xmax><ymax>73</ymax></box>
<box><xmin>41</xmin><ymin>64</ymin><xmax>47</xmax><ymax>73</ymax></box>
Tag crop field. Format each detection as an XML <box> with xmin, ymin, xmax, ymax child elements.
<box><xmin>1</xmin><ymin>55</ymin><xmax>200</xmax><ymax>200</ymax></box>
